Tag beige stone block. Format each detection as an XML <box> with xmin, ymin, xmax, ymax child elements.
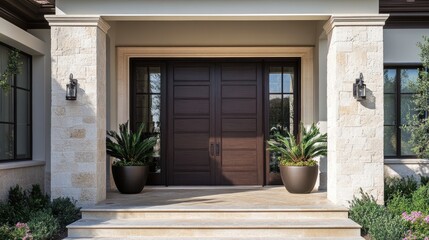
<box><xmin>70</xmin><ymin>128</ymin><xmax>86</xmax><ymax>138</ymax></box>
<box><xmin>72</xmin><ymin>173</ymin><xmax>96</xmax><ymax>188</ymax></box>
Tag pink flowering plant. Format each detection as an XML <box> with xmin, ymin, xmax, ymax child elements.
<box><xmin>0</xmin><ymin>222</ymin><xmax>33</xmax><ymax>240</ymax></box>
<box><xmin>402</xmin><ymin>211</ymin><xmax>429</xmax><ymax>240</ymax></box>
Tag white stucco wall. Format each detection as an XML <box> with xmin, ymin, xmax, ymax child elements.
<box><xmin>384</xmin><ymin>29</ymin><xmax>428</xmax><ymax>64</ymax></box>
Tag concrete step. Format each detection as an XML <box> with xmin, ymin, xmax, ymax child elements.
<box><xmin>65</xmin><ymin>237</ymin><xmax>364</xmax><ymax>240</ymax></box>
<box><xmin>81</xmin><ymin>208</ymin><xmax>349</xmax><ymax>220</ymax></box>
<box><xmin>67</xmin><ymin>218</ymin><xmax>361</xmax><ymax>238</ymax></box>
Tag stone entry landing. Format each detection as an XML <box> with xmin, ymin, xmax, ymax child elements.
<box><xmin>66</xmin><ymin>187</ymin><xmax>362</xmax><ymax>239</ymax></box>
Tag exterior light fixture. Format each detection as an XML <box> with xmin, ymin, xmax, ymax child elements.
<box><xmin>66</xmin><ymin>73</ymin><xmax>78</xmax><ymax>100</ymax></box>
<box><xmin>353</xmin><ymin>73</ymin><xmax>366</xmax><ymax>101</ymax></box>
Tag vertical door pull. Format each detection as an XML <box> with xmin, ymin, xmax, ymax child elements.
<box><xmin>215</xmin><ymin>143</ymin><xmax>220</xmax><ymax>156</ymax></box>
<box><xmin>210</xmin><ymin>143</ymin><xmax>215</xmax><ymax>156</ymax></box>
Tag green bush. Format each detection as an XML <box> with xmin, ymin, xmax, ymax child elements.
<box><xmin>0</xmin><ymin>185</ymin><xmax>81</xmax><ymax>240</ymax></box>
<box><xmin>349</xmin><ymin>189</ymin><xmax>387</xmax><ymax>236</ymax></box>
<box><xmin>385</xmin><ymin>176</ymin><xmax>418</xmax><ymax>203</ymax></box>
<box><xmin>420</xmin><ymin>175</ymin><xmax>429</xmax><ymax>186</ymax></box>
<box><xmin>51</xmin><ymin>197</ymin><xmax>81</xmax><ymax>230</ymax></box>
<box><xmin>411</xmin><ymin>184</ymin><xmax>429</xmax><ymax>214</ymax></box>
<box><xmin>28</xmin><ymin>210</ymin><xmax>59</xmax><ymax>240</ymax></box>
<box><xmin>368</xmin><ymin>213</ymin><xmax>407</xmax><ymax>240</ymax></box>
<box><xmin>349</xmin><ymin>189</ymin><xmax>407</xmax><ymax>239</ymax></box>
<box><xmin>387</xmin><ymin>193</ymin><xmax>412</xmax><ymax>216</ymax></box>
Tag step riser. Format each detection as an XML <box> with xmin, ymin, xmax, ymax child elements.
<box><xmin>69</xmin><ymin>228</ymin><xmax>361</xmax><ymax>238</ymax></box>
<box><xmin>82</xmin><ymin>211</ymin><xmax>348</xmax><ymax>220</ymax></box>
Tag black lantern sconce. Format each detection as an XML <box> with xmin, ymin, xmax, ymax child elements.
<box><xmin>66</xmin><ymin>73</ymin><xmax>78</xmax><ymax>100</ymax></box>
<box><xmin>353</xmin><ymin>73</ymin><xmax>366</xmax><ymax>101</ymax></box>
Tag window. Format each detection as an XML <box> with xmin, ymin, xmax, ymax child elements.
<box><xmin>130</xmin><ymin>60</ymin><xmax>162</xmax><ymax>175</ymax></box>
<box><xmin>0</xmin><ymin>43</ymin><xmax>32</xmax><ymax>161</ymax></box>
<box><xmin>384</xmin><ymin>66</ymin><xmax>421</xmax><ymax>158</ymax></box>
<box><xmin>267</xmin><ymin>64</ymin><xmax>299</xmax><ymax>172</ymax></box>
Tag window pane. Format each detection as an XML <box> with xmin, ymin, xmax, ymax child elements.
<box><xmin>0</xmin><ymin>89</ymin><xmax>14</xmax><ymax>122</ymax></box>
<box><xmin>16</xmin><ymin>54</ymin><xmax>30</xmax><ymax>90</ymax></box>
<box><xmin>135</xmin><ymin>67</ymin><xmax>148</xmax><ymax>93</ymax></box>
<box><xmin>269</xmin><ymin>67</ymin><xmax>282</xmax><ymax>93</ymax></box>
<box><xmin>384</xmin><ymin>69</ymin><xmax>396</xmax><ymax>93</ymax></box>
<box><xmin>0</xmin><ymin>124</ymin><xmax>14</xmax><ymax>160</ymax></box>
<box><xmin>283</xmin><ymin>94</ymin><xmax>294</xmax><ymax>133</ymax></box>
<box><xmin>400</xmin><ymin>94</ymin><xmax>416</xmax><ymax>125</ymax></box>
<box><xmin>149</xmin><ymin>67</ymin><xmax>161</xmax><ymax>93</ymax></box>
<box><xmin>282</xmin><ymin>67</ymin><xmax>294</xmax><ymax>93</ymax></box>
<box><xmin>149</xmin><ymin>95</ymin><xmax>161</xmax><ymax>132</ymax></box>
<box><xmin>16</xmin><ymin>125</ymin><xmax>30</xmax><ymax>159</ymax></box>
<box><xmin>269</xmin><ymin>94</ymin><xmax>282</xmax><ymax>132</ymax></box>
<box><xmin>384</xmin><ymin>94</ymin><xmax>396</xmax><ymax>125</ymax></box>
<box><xmin>16</xmin><ymin>89</ymin><xmax>30</xmax><ymax>124</ymax></box>
<box><xmin>400</xmin><ymin>69</ymin><xmax>419</xmax><ymax>93</ymax></box>
<box><xmin>401</xmin><ymin>129</ymin><xmax>414</xmax><ymax>156</ymax></box>
<box><xmin>384</xmin><ymin>126</ymin><xmax>396</xmax><ymax>156</ymax></box>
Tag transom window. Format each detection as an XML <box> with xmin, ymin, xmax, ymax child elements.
<box><xmin>0</xmin><ymin>43</ymin><xmax>32</xmax><ymax>161</ymax></box>
<box><xmin>384</xmin><ymin>66</ymin><xmax>421</xmax><ymax>158</ymax></box>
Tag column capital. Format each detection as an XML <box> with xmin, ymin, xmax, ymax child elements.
<box><xmin>323</xmin><ymin>14</ymin><xmax>389</xmax><ymax>34</ymax></box>
<box><xmin>45</xmin><ymin>15</ymin><xmax>110</xmax><ymax>34</ymax></box>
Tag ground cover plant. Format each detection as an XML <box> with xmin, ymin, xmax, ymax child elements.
<box><xmin>0</xmin><ymin>185</ymin><xmax>81</xmax><ymax>240</ymax></box>
<box><xmin>350</xmin><ymin>176</ymin><xmax>429</xmax><ymax>240</ymax></box>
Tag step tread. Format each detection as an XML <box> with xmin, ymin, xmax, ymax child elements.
<box><xmin>68</xmin><ymin>218</ymin><xmax>361</xmax><ymax>229</ymax></box>
<box><xmin>64</xmin><ymin>237</ymin><xmax>364</xmax><ymax>240</ymax></box>
<box><xmin>82</xmin><ymin>207</ymin><xmax>348</xmax><ymax>212</ymax></box>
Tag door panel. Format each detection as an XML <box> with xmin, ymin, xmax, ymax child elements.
<box><xmin>216</xmin><ymin>63</ymin><xmax>263</xmax><ymax>185</ymax></box>
<box><xmin>168</xmin><ymin>63</ymin><xmax>215</xmax><ymax>185</ymax></box>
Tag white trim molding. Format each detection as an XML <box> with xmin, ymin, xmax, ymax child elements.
<box><xmin>323</xmin><ymin>14</ymin><xmax>389</xmax><ymax>34</ymax></box>
<box><xmin>45</xmin><ymin>15</ymin><xmax>111</xmax><ymax>33</ymax></box>
<box><xmin>0</xmin><ymin>160</ymin><xmax>45</xmax><ymax>170</ymax></box>
<box><xmin>385</xmin><ymin>159</ymin><xmax>429</xmax><ymax>165</ymax></box>
<box><xmin>116</xmin><ymin>46</ymin><xmax>314</xmax><ymax>127</ymax></box>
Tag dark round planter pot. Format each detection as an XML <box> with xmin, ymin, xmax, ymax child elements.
<box><xmin>112</xmin><ymin>165</ymin><xmax>149</xmax><ymax>194</ymax></box>
<box><xmin>279</xmin><ymin>165</ymin><xmax>318</xmax><ymax>194</ymax></box>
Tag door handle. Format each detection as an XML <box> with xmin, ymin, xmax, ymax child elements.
<box><xmin>210</xmin><ymin>143</ymin><xmax>215</xmax><ymax>156</ymax></box>
<box><xmin>215</xmin><ymin>143</ymin><xmax>220</xmax><ymax>156</ymax></box>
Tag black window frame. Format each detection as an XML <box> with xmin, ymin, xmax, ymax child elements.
<box><xmin>384</xmin><ymin>64</ymin><xmax>423</xmax><ymax>159</ymax></box>
<box><xmin>0</xmin><ymin>42</ymin><xmax>32</xmax><ymax>162</ymax></box>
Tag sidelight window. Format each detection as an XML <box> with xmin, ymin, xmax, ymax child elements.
<box><xmin>131</xmin><ymin>63</ymin><xmax>162</xmax><ymax>173</ymax></box>
<box><xmin>268</xmin><ymin>65</ymin><xmax>298</xmax><ymax>173</ymax></box>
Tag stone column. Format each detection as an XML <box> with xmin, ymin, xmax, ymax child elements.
<box><xmin>46</xmin><ymin>16</ymin><xmax>110</xmax><ymax>206</ymax></box>
<box><xmin>324</xmin><ymin>15</ymin><xmax>388</xmax><ymax>206</ymax></box>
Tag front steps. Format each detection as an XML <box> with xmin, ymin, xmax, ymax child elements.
<box><xmin>66</xmin><ymin>207</ymin><xmax>362</xmax><ymax>239</ymax></box>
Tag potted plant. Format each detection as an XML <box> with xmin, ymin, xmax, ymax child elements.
<box><xmin>106</xmin><ymin>122</ymin><xmax>157</xmax><ymax>194</ymax></box>
<box><xmin>267</xmin><ymin>123</ymin><xmax>327</xmax><ymax>193</ymax></box>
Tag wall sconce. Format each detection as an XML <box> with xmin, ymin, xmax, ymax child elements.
<box><xmin>353</xmin><ymin>73</ymin><xmax>366</xmax><ymax>101</ymax></box>
<box><xmin>66</xmin><ymin>73</ymin><xmax>78</xmax><ymax>100</ymax></box>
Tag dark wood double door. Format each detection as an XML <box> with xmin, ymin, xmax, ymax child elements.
<box><xmin>168</xmin><ymin>62</ymin><xmax>263</xmax><ymax>185</ymax></box>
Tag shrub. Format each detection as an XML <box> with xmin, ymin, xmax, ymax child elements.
<box><xmin>385</xmin><ymin>176</ymin><xmax>418</xmax><ymax>203</ymax></box>
<box><xmin>411</xmin><ymin>184</ymin><xmax>429</xmax><ymax>214</ymax></box>
<box><xmin>27</xmin><ymin>210</ymin><xmax>59</xmax><ymax>240</ymax></box>
<box><xmin>387</xmin><ymin>193</ymin><xmax>412</xmax><ymax>216</ymax></box>
<box><xmin>349</xmin><ymin>189</ymin><xmax>407</xmax><ymax>239</ymax></box>
<box><xmin>368</xmin><ymin>213</ymin><xmax>407</xmax><ymax>240</ymax></box>
<box><xmin>0</xmin><ymin>223</ymin><xmax>33</xmax><ymax>240</ymax></box>
<box><xmin>349</xmin><ymin>189</ymin><xmax>387</xmax><ymax>236</ymax></box>
<box><xmin>420</xmin><ymin>175</ymin><xmax>429</xmax><ymax>186</ymax></box>
<box><xmin>51</xmin><ymin>197</ymin><xmax>81</xmax><ymax>230</ymax></box>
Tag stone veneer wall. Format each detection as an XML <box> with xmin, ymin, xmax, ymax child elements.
<box><xmin>0</xmin><ymin>165</ymin><xmax>44</xmax><ymax>200</ymax></box>
<box><xmin>324</xmin><ymin>15</ymin><xmax>388</xmax><ymax>206</ymax></box>
<box><xmin>385</xmin><ymin>160</ymin><xmax>429</xmax><ymax>180</ymax></box>
<box><xmin>48</xmin><ymin>17</ymin><xmax>109</xmax><ymax>206</ymax></box>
